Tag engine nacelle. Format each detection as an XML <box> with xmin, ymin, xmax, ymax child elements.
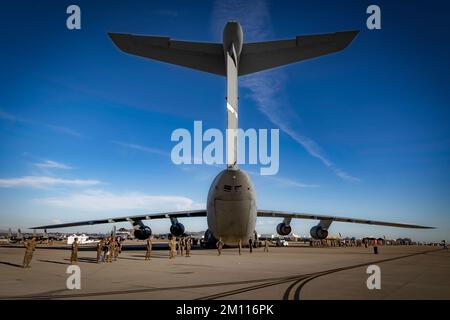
<box><xmin>170</xmin><ymin>222</ymin><xmax>185</xmax><ymax>237</ymax></box>
<box><xmin>310</xmin><ymin>226</ymin><xmax>328</xmax><ymax>240</ymax></box>
<box><xmin>133</xmin><ymin>226</ymin><xmax>152</xmax><ymax>240</ymax></box>
<box><xmin>276</xmin><ymin>223</ymin><xmax>292</xmax><ymax>236</ymax></box>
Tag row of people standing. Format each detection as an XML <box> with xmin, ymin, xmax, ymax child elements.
<box><xmin>94</xmin><ymin>237</ymin><xmax>123</xmax><ymax>264</ymax></box>
<box><xmin>22</xmin><ymin>235</ymin><xmax>272</xmax><ymax>269</ymax></box>
<box><xmin>168</xmin><ymin>235</ymin><xmax>192</xmax><ymax>259</ymax></box>
<box><xmin>216</xmin><ymin>238</ymin><xmax>270</xmax><ymax>255</ymax></box>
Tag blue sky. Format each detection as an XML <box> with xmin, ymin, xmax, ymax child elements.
<box><xmin>0</xmin><ymin>0</ymin><xmax>449</xmax><ymax>241</ymax></box>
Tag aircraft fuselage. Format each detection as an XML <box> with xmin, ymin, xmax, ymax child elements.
<box><xmin>205</xmin><ymin>22</ymin><xmax>256</xmax><ymax>245</ymax></box>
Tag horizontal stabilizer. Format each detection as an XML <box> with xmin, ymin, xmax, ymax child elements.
<box><xmin>109</xmin><ymin>30</ymin><xmax>358</xmax><ymax>77</ymax></box>
<box><xmin>109</xmin><ymin>33</ymin><xmax>225</xmax><ymax>75</ymax></box>
<box><xmin>239</xmin><ymin>30</ymin><xmax>359</xmax><ymax>75</ymax></box>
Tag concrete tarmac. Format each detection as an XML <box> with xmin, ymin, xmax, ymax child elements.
<box><xmin>0</xmin><ymin>244</ymin><xmax>448</xmax><ymax>300</ymax></box>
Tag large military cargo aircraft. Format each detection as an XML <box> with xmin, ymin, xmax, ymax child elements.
<box><xmin>32</xmin><ymin>22</ymin><xmax>433</xmax><ymax>245</ymax></box>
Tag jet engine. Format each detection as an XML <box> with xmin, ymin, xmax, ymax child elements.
<box><xmin>133</xmin><ymin>226</ymin><xmax>152</xmax><ymax>240</ymax></box>
<box><xmin>170</xmin><ymin>222</ymin><xmax>185</xmax><ymax>237</ymax></box>
<box><xmin>310</xmin><ymin>226</ymin><xmax>328</xmax><ymax>240</ymax></box>
<box><xmin>276</xmin><ymin>223</ymin><xmax>292</xmax><ymax>236</ymax></box>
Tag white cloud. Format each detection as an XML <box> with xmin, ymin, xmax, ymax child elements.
<box><xmin>264</xmin><ymin>175</ymin><xmax>319</xmax><ymax>188</ymax></box>
<box><xmin>38</xmin><ymin>189</ymin><xmax>204</xmax><ymax>212</ymax></box>
<box><xmin>211</xmin><ymin>0</ymin><xmax>272</xmax><ymax>42</ymax></box>
<box><xmin>0</xmin><ymin>176</ymin><xmax>101</xmax><ymax>188</ymax></box>
<box><xmin>35</xmin><ymin>160</ymin><xmax>73</xmax><ymax>170</ymax></box>
<box><xmin>0</xmin><ymin>110</ymin><xmax>82</xmax><ymax>138</ymax></box>
<box><xmin>256</xmin><ymin>218</ymin><xmax>277</xmax><ymax>226</ymax></box>
<box><xmin>0</xmin><ymin>111</ymin><xmax>16</xmax><ymax>121</ymax></box>
<box><xmin>111</xmin><ymin>140</ymin><xmax>169</xmax><ymax>157</ymax></box>
<box><xmin>248</xmin><ymin>170</ymin><xmax>318</xmax><ymax>188</ymax></box>
<box><xmin>46</xmin><ymin>125</ymin><xmax>82</xmax><ymax>138</ymax></box>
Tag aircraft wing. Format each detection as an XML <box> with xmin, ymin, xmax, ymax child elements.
<box><xmin>257</xmin><ymin>210</ymin><xmax>435</xmax><ymax>229</ymax></box>
<box><xmin>239</xmin><ymin>30</ymin><xmax>359</xmax><ymax>75</ymax></box>
<box><xmin>108</xmin><ymin>33</ymin><xmax>226</xmax><ymax>76</ymax></box>
<box><xmin>31</xmin><ymin>208</ymin><xmax>433</xmax><ymax>230</ymax></box>
<box><xmin>30</xmin><ymin>210</ymin><xmax>207</xmax><ymax>229</ymax></box>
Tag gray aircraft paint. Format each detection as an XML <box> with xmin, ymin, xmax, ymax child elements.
<box><xmin>207</xmin><ymin>170</ymin><xmax>256</xmax><ymax>244</ymax></box>
<box><xmin>225</xmin><ymin>22</ymin><xmax>240</xmax><ymax>170</ymax></box>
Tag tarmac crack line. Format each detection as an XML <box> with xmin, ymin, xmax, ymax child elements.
<box><xmin>195</xmin><ymin>277</ymin><xmax>306</xmax><ymax>300</ymax></box>
<box><xmin>196</xmin><ymin>248</ymin><xmax>439</xmax><ymax>301</ymax></box>
<box><xmin>285</xmin><ymin>248</ymin><xmax>440</xmax><ymax>300</ymax></box>
<box><xmin>1</xmin><ymin>274</ymin><xmax>303</xmax><ymax>300</ymax></box>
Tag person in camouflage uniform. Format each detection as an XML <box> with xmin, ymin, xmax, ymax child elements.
<box><xmin>173</xmin><ymin>237</ymin><xmax>178</xmax><ymax>258</ymax></box>
<box><xmin>70</xmin><ymin>238</ymin><xmax>79</xmax><ymax>265</ymax></box>
<box><xmin>169</xmin><ymin>236</ymin><xmax>176</xmax><ymax>259</ymax></box>
<box><xmin>111</xmin><ymin>238</ymin><xmax>118</xmax><ymax>261</ymax></box>
<box><xmin>96</xmin><ymin>238</ymin><xmax>105</xmax><ymax>263</ymax></box>
<box><xmin>114</xmin><ymin>238</ymin><xmax>120</xmax><ymax>261</ymax></box>
<box><xmin>106</xmin><ymin>237</ymin><xmax>114</xmax><ymax>263</ymax></box>
<box><xmin>264</xmin><ymin>239</ymin><xmax>270</xmax><ymax>253</ymax></box>
<box><xmin>216</xmin><ymin>237</ymin><xmax>224</xmax><ymax>256</ymax></box>
<box><xmin>22</xmin><ymin>237</ymin><xmax>36</xmax><ymax>268</ymax></box>
<box><xmin>182</xmin><ymin>237</ymin><xmax>187</xmax><ymax>256</ymax></box>
<box><xmin>177</xmin><ymin>237</ymin><xmax>181</xmax><ymax>256</ymax></box>
<box><xmin>185</xmin><ymin>237</ymin><xmax>191</xmax><ymax>257</ymax></box>
<box><xmin>145</xmin><ymin>238</ymin><xmax>152</xmax><ymax>261</ymax></box>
